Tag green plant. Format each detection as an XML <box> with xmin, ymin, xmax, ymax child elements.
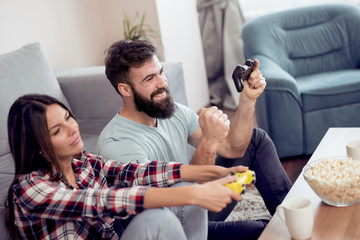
<box><xmin>122</xmin><ymin>11</ymin><xmax>160</xmax><ymax>42</ymax></box>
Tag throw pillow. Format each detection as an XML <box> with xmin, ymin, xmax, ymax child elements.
<box><xmin>0</xmin><ymin>43</ymin><xmax>70</xmax><ymax>239</ymax></box>
<box><xmin>0</xmin><ymin>42</ymin><xmax>70</xmax><ymax>154</ymax></box>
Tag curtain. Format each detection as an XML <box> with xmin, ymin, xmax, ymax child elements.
<box><xmin>197</xmin><ymin>0</ymin><xmax>245</xmax><ymax>109</ymax></box>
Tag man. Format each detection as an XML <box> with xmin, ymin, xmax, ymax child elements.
<box><xmin>97</xmin><ymin>40</ymin><xmax>292</xmax><ymax>240</ymax></box>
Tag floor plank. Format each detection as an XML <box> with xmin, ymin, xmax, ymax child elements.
<box><xmin>280</xmin><ymin>155</ymin><xmax>310</xmax><ymax>184</ymax></box>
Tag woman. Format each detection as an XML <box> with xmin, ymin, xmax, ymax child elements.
<box><xmin>6</xmin><ymin>94</ymin><xmax>245</xmax><ymax>240</ymax></box>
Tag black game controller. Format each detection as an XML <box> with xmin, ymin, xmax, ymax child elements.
<box><xmin>232</xmin><ymin>59</ymin><xmax>256</xmax><ymax>92</ymax></box>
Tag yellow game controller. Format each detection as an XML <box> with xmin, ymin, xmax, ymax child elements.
<box><xmin>225</xmin><ymin>170</ymin><xmax>256</xmax><ymax>194</ymax></box>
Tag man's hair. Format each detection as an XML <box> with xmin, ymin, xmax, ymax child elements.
<box><xmin>104</xmin><ymin>40</ymin><xmax>158</xmax><ymax>95</ymax></box>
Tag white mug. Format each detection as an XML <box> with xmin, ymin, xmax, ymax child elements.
<box><xmin>346</xmin><ymin>140</ymin><xmax>360</xmax><ymax>160</ymax></box>
<box><xmin>276</xmin><ymin>197</ymin><xmax>313</xmax><ymax>240</ymax></box>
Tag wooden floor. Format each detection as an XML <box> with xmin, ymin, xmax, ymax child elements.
<box><xmin>279</xmin><ymin>155</ymin><xmax>310</xmax><ymax>183</ymax></box>
<box><xmin>220</xmin><ymin>107</ymin><xmax>310</xmax><ymax>184</ymax></box>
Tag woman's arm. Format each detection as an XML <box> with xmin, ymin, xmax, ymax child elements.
<box><xmin>82</xmin><ymin>151</ymin><xmax>183</xmax><ymax>188</ymax></box>
<box><xmin>179</xmin><ymin>164</ymin><xmax>248</xmax><ymax>183</ymax></box>
<box><xmin>13</xmin><ymin>173</ymin><xmax>150</xmax><ymax>220</ymax></box>
<box><xmin>143</xmin><ymin>176</ymin><xmax>242</xmax><ymax>212</ymax></box>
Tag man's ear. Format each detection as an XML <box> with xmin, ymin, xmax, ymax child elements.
<box><xmin>118</xmin><ymin>83</ymin><xmax>132</xmax><ymax>96</ymax></box>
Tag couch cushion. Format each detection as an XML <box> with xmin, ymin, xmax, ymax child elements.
<box><xmin>0</xmin><ymin>43</ymin><xmax>69</xmax><ymax>239</ymax></box>
<box><xmin>297</xmin><ymin>70</ymin><xmax>360</xmax><ymax>112</ymax></box>
<box><xmin>55</xmin><ymin>62</ymin><xmax>188</xmax><ymax>153</ymax></box>
<box><xmin>0</xmin><ymin>43</ymin><xmax>70</xmax><ymax>155</ymax></box>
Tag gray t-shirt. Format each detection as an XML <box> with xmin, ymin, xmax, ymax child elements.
<box><xmin>96</xmin><ymin>102</ymin><xmax>199</xmax><ymax>164</ymax></box>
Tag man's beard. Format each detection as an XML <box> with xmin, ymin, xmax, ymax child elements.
<box><xmin>132</xmin><ymin>86</ymin><xmax>175</xmax><ymax>119</ymax></box>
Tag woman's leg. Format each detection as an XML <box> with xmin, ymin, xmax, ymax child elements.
<box><xmin>120</xmin><ymin>208</ymin><xmax>187</xmax><ymax>240</ymax></box>
<box><xmin>168</xmin><ymin>182</ymin><xmax>208</xmax><ymax>240</ymax></box>
<box><xmin>120</xmin><ymin>182</ymin><xmax>208</xmax><ymax>240</ymax></box>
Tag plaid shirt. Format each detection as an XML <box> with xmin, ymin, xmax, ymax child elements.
<box><xmin>12</xmin><ymin>151</ymin><xmax>182</xmax><ymax>239</ymax></box>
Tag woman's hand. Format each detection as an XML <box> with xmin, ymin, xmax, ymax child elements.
<box><xmin>191</xmin><ymin>176</ymin><xmax>243</xmax><ymax>212</ymax></box>
<box><xmin>144</xmin><ymin>164</ymin><xmax>250</xmax><ymax>211</ymax></box>
<box><xmin>143</xmin><ymin>175</ymin><xmax>242</xmax><ymax>211</ymax></box>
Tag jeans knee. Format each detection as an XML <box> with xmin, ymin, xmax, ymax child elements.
<box><xmin>252</xmin><ymin>128</ymin><xmax>275</xmax><ymax>149</ymax></box>
<box><xmin>121</xmin><ymin>208</ymin><xmax>187</xmax><ymax>240</ymax></box>
<box><xmin>182</xmin><ymin>204</ymin><xmax>207</xmax><ymax>223</ymax></box>
<box><xmin>253</xmin><ymin>128</ymin><xmax>267</xmax><ymax>141</ymax></box>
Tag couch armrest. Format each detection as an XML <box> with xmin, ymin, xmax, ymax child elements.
<box><xmin>255</xmin><ymin>55</ymin><xmax>302</xmax><ymax>105</ymax></box>
<box><xmin>162</xmin><ymin>62</ymin><xmax>188</xmax><ymax>106</ymax></box>
<box><xmin>55</xmin><ymin>66</ymin><xmax>120</xmax><ymax>138</ymax></box>
<box><xmin>251</xmin><ymin>55</ymin><xmax>304</xmax><ymax>157</ymax></box>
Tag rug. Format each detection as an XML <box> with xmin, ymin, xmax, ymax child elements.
<box><xmin>225</xmin><ymin>185</ymin><xmax>271</xmax><ymax>222</ymax></box>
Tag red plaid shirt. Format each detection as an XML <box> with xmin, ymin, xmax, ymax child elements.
<box><xmin>12</xmin><ymin>151</ymin><xmax>182</xmax><ymax>239</ymax></box>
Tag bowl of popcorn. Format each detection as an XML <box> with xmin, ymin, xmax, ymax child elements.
<box><xmin>303</xmin><ymin>156</ymin><xmax>360</xmax><ymax>207</ymax></box>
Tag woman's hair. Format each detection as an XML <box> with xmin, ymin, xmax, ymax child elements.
<box><xmin>5</xmin><ymin>94</ymin><xmax>75</xmax><ymax>239</ymax></box>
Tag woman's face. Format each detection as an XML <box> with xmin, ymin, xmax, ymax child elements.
<box><xmin>46</xmin><ymin>103</ymin><xmax>84</xmax><ymax>162</ymax></box>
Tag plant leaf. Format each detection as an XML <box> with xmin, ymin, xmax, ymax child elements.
<box><xmin>122</xmin><ymin>10</ymin><xmax>161</xmax><ymax>42</ymax></box>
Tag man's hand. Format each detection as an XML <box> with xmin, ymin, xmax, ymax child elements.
<box><xmin>198</xmin><ymin>106</ymin><xmax>230</xmax><ymax>147</ymax></box>
<box><xmin>242</xmin><ymin>58</ymin><xmax>266</xmax><ymax>101</ymax></box>
<box><xmin>188</xmin><ymin>106</ymin><xmax>231</xmax><ymax>165</ymax></box>
<box><xmin>188</xmin><ymin>106</ymin><xmax>230</xmax><ymax>165</ymax></box>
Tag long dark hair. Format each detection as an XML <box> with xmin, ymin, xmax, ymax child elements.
<box><xmin>5</xmin><ymin>94</ymin><xmax>75</xmax><ymax>239</ymax></box>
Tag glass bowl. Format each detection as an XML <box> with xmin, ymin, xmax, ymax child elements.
<box><xmin>303</xmin><ymin>156</ymin><xmax>360</xmax><ymax>207</ymax></box>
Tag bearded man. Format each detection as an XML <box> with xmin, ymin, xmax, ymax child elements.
<box><xmin>96</xmin><ymin>40</ymin><xmax>291</xmax><ymax>240</ymax></box>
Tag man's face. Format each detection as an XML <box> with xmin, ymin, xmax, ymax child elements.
<box><xmin>129</xmin><ymin>55</ymin><xmax>175</xmax><ymax>118</ymax></box>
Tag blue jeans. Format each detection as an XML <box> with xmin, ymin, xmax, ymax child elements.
<box><xmin>208</xmin><ymin>128</ymin><xmax>292</xmax><ymax>240</ymax></box>
<box><xmin>116</xmin><ymin>182</ymin><xmax>208</xmax><ymax>240</ymax></box>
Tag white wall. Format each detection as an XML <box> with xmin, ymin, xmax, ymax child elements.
<box><xmin>155</xmin><ymin>0</ymin><xmax>209</xmax><ymax>111</ymax></box>
<box><xmin>99</xmin><ymin>0</ymin><xmax>164</xmax><ymax>60</ymax></box>
<box><xmin>0</xmin><ymin>0</ymin><xmax>208</xmax><ymax>112</ymax></box>
<box><xmin>0</xmin><ymin>0</ymin><xmax>107</xmax><ymax>70</ymax></box>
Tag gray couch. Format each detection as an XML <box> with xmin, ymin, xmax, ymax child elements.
<box><xmin>0</xmin><ymin>43</ymin><xmax>190</xmax><ymax>239</ymax></box>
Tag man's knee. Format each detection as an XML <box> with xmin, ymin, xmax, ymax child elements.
<box><xmin>251</xmin><ymin>128</ymin><xmax>277</xmax><ymax>151</ymax></box>
<box><xmin>252</xmin><ymin>128</ymin><xmax>270</xmax><ymax>143</ymax></box>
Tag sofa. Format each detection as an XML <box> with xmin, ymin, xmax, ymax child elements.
<box><xmin>0</xmin><ymin>43</ymin><xmax>192</xmax><ymax>239</ymax></box>
<box><xmin>242</xmin><ymin>3</ymin><xmax>360</xmax><ymax>158</ymax></box>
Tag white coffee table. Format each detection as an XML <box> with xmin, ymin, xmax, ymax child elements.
<box><xmin>259</xmin><ymin>127</ymin><xmax>360</xmax><ymax>240</ymax></box>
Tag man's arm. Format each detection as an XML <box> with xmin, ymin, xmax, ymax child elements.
<box><xmin>217</xmin><ymin>58</ymin><xmax>266</xmax><ymax>158</ymax></box>
<box><xmin>188</xmin><ymin>59</ymin><xmax>266</xmax><ymax>162</ymax></box>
